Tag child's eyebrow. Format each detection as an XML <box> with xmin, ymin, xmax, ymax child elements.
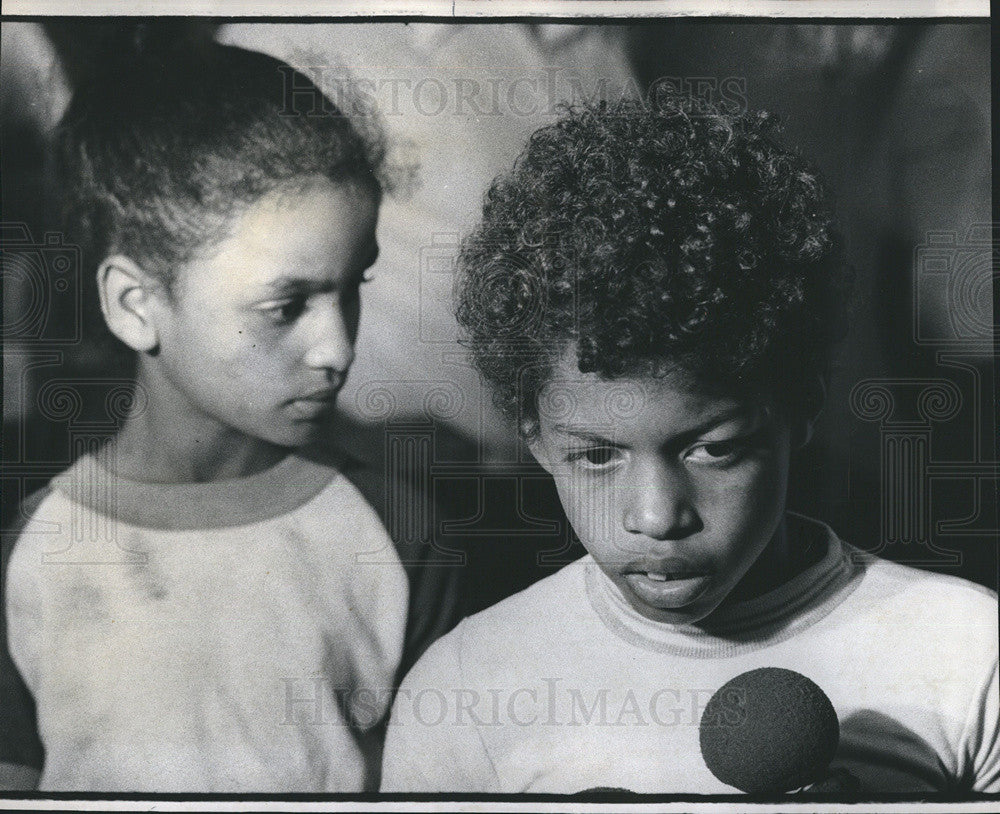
<box><xmin>551</xmin><ymin>427</ymin><xmax>622</xmax><ymax>445</ymax></box>
<box><xmin>551</xmin><ymin>406</ymin><xmax>761</xmax><ymax>446</ymax></box>
<box><xmin>259</xmin><ymin>276</ymin><xmax>334</xmax><ymax>297</ymax></box>
<box><xmin>262</xmin><ymin>276</ymin><xmax>314</xmax><ymax>293</ymax></box>
<box><xmin>260</xmin><ymin>246</ymin><xmax>379</xmax><ymax>296</ymax></box>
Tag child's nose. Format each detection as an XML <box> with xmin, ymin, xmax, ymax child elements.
<box><xmin>303</xmin><ymin>306</ymin><xmax>355</xmax><ymax>374</ymax></box>
<box><xmin>621</xmin><ymin>460</ymin><xmax>701</xmax><ymax>541</ymax></box>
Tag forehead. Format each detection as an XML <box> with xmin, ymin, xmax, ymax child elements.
<box><xmin>537</xmin><ymin>352</ymin><xmax>757</xmax><ymax>435</ymax></box>
<box><xmin>176</xmin><ymin>177</ymin><xmax>378</xmax><ymax>295</ymax></box>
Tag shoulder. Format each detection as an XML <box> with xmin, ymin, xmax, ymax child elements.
<box><xmin>852</xmin><ymin>545</ymin><xmax>997</xmax><ymax>615</ymax></box>
<box><xmin>454</xmin><ymin>560</ymin><xmax>591</xmax><ymax>675</ymax></box>
<box><xmin>468</xmin><ymin>557</ymin><xmax>587</xmax><ymax>625</ymax></box>
<box><xmin>305</xmin><ymin>437</ymin><xmax>407</xmax><ymax>555</ymax></box>
<box><xmin>0</xmin><ymin>481</ymin><xmax>45</xmax><ymax>772</ymax></box>
<box><xmin>3</xmin><ymin>484</ymin><xmax>54</xmax><ymax>605</ymax></box>
<box><xmin>400</xmin><ymin>560</ymin><xmax>587</xmax><ymax>680</ymax></box>
<box><xmin>3</xmin><ymin>483</ymin><xmax>59</xmax><ymax>543</ymax></box>
<box><xmin>289</xmin><ymin>444</ymin><xmax>409</xmax><ymax>600</ymax></box>
<box><xmin>3</xmin><ymin>479</ymin><xmax>71</xmax><ymax>696</ymax></box>
<box><xmin>383</xmin><ymin>612</ymin><xmax>502</xmax><ymax>791</ymax></box>
<box><xmin>3</xmin><ymin>479</ymin><xmax>71</xmax><ymax>578</ymax></box>
<box><xmin>843</xmin><ymin>543</ymin><xmax>997</xmax><ymax>656</ymax></box>
<box><xmin>290</xmin><ymin>443</ymin><xmax>385</xmax><ymax>528</ymax></box>
<box><xmin>396</xmin><ymin>616</ymin><xmax>465</xmax><ymax>692</ymax></box>
<box><xmin>792</xmin><ymin>513</ymin><xmax>997</xmax><ymax>627</ymax></box>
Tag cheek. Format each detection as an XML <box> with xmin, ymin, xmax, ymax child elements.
<box><xmin>170</xmin><ymin>320</ymin><xmax>288</xmax><ymax>392</ymax></box>
<box><xmin>555</xmin><ymin>476</ymin><xmax>618</xmax><ymax>554</ymax></box>
<box><xmin>701</xmin><ymin>458</ymin><xmax>788</xmax><ymax>539</ymax></box>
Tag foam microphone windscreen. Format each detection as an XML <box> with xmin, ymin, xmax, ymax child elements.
<box><xmin>698</xmin><ymin>667</ymin><xmax>839</xmax><ymax>793</ymax></box>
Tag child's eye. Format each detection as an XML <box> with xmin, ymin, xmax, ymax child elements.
<box><xmin>568</xmin><ymin>446</ymin><xmax>623</xmax><ymax>470</ymax></box>
<box><xmin>685</xmin><ymin>439</ymin><xmax>745</xmax><ymax>465</ymax></box>
<box><xmin>261</xmin><ymin>297</ymin><xmax>307</xmax><ymax>325</ymax></box>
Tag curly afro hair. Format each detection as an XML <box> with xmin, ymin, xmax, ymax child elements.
<box><xmin>456</xmin><ymin>97</ymin><xmax>851</xmax><ymax>434</ymax></box>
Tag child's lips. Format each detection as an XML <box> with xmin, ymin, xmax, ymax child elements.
<box><xmin>621</xmin><ymin>559</ymin><xmax>712</xmax><ymax>609</ymax></box>
<box><xmin>288</xmin><ymin>388</ymin><xmax>338</xmax><ymax>419</ymax></box>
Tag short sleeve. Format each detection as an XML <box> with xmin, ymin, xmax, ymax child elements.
<box><xmin>380</xmin><ymin>624</ymin><xmax>498</xmax><ymax>792</ymax></box>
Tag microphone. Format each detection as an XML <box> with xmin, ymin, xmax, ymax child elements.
<box><xmin>698</xmin><ymin>667</ymin><xmax>849</xmax><ymax>794</ymax></box>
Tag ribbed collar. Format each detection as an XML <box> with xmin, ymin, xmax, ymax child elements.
<box><xmin>585</xmin><ymin>513</ymin><xmax>866</xmax><ymax>658</ymax></box>
<box><xmin>49</xmin><ymin>445</ymin><xmax>349</xmax><ymax>531</ymax></box>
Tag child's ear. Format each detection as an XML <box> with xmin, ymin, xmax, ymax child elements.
<box><xmin>96</xmin><ymin>255</ymin><xmax>162</xmax><ymax>353</ymax></box>
<box><xmin>792</xmin><ymin>375</ymin><xmax>828</xmax><ymax>449</ymax></box>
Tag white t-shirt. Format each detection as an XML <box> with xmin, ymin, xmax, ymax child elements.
<box><xmin>4</xmin><ymin>447</ymin><xmax>409</xmax><ymax>792</ymax></box>
<box><xmin>381</xmin><ymin>514</ymin><xmax>999</xmax><ymax>793</ymax></box>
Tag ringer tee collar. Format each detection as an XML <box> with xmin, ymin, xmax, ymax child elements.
<box><xmin>49</xmin><ymin>445</ymin><xmax>344</xmax><ymax>530</ymax></box>
<box><xmin>585</xmin><ymin>513</ymin><xmax>864</xmax><ymax>658</ymax></box>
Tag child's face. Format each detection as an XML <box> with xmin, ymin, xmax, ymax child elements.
<box><xmin>529</xmin><ymin>353</ymin><xmax>794</xmax><ymax>626</ymax></box>
<box><xmin>149</xmin><ymin>177</ymin><xmax>379</xmax><ymax>448</ymax></box>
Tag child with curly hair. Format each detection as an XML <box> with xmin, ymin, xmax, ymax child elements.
<box><xmin>380</xmin><ymin>98</ymin><xmax>998</xmax><ymax>794</ymax></box>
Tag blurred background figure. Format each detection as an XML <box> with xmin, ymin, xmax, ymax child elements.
<box><xmin>2</xmin><ymin>20</ymin><xmax>993</xmax><ymax>623</ymax></box>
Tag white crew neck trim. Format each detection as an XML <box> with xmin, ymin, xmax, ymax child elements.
<box><xmin>585</xmin><ymin>513</ymin><xmax>867</xmax><ymax>658</ymax></box>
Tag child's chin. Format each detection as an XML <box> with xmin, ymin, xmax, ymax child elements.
<box><xmin>637</xmin><ymin>605</ymin><xmax>714</xmax><ymax>626</ymax></box>
<box><xmin>624</xmin><ymin>589</ymin><xmax>721</xmax><ymax>627</ymax></box>
<box><xmin>248</xmin><ymin>419</ymin><xmax>328</xmax><ymax>449</ymax></box>
<box><xmin>281</xmin><ymin>423</ymin><xmax>328</xmax><ymax>446</ymax></box>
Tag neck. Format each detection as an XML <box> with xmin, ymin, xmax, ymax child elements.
<box><xmin>106</xmin><ymin>362</ymin><xmax>288</xmax><ymax>484</ymax></box>
<box><xmin>727</xmin><ymin>517</ymin><xmax>794</xmax><ymax>603</ymax></box>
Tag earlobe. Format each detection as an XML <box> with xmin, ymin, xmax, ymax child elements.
<box><xmin>97</xmin><ymin>255</ymin><xmax>161</xmax><ymax>353</ymax></box>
